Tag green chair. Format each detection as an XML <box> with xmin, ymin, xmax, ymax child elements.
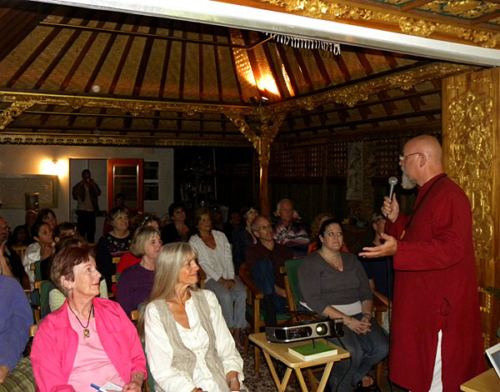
<box><xmin>239</xmin><ymin>263</ymin><xmax>290</xmax><ymax>372</ymax></box>
<box><xmin>283</xmin><ymin>257</ymin><xmax>305</xmax><ymax>311</ymax></box>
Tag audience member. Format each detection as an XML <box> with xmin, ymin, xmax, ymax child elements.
<box><xmin>247</xmin><ymin>216</ymin><xmax>292</xmax><ymax>325</ymax></box>
<box><xmin>31</xmin><ymin>245</ymin><xmax>146</xmax><ymax>391</ymax></box>
<box><xmin>23</xmin><ymin>221</ymin><xmax>54</xmax><ymax>291</ymax></box>
<box><xmin>160</xmin><ymin>203</ymin><xmax>191</xmax><ymax>245</ymax></box>
<box><xmin>9</xmin><ymin>225</ymin><xmax>29</xmax><ymax>248</ymax></box>
<box><xmin>299</xmin><ymin>219</ymin><xmax>388</xmax><ymax>392</ymax></box>
<box><xmin>72</xmin><ymin>169</ymin><xmax>101</xmax><ymax>243</ymax></box>
<box><xmin>359</xmin><ymin>213</ymin><xmax>394</xmax><ymax>306</ymax></box>
<box><xmin>117</xmin><ymin>226</ymin><xmax>161</xmax><ymax>316</ymax></box>
<box><xmin>48</xmin><ymin>237</ymin><xmax>108</xmax><ymax>314</ymax></box>
<box><xmin>232</xmin><ymin>205</ymin><xmax>259</xmax><ymax>275</ymax></box>
<box><xmin>39</xmin><ymin>222</ymin><xmax>78</xmax><ymax>281</ymax></box>
<box><xmin>308</xmin><ymin>212</ymin><xmax>349</xmax><ymax>254</ymax></box>
<box><xmin>189</xmin><ymin>208</ymin><xmax>246</xmax><ymax>349</ymax></box>
<box><xmin>36</xmin><ymin>209</ymin><xmax>57</xmax><ymax>231</ymax></box>
<box><xmin>0</xmin><ymin>276</ymin><xmax>33</xmax><ymax>387</ymax></box>
<box><xmin>96</xmin><ymin>206</ymin><xmax>132</xmax><ymax>291</ymax></box>
<box><xmin>222</xmin><ymin>210</ymin><xmax>241</xmax><ymax>244</ymax></box>
<box><xmin>273</xmin><ymin>199</ymin><xmax>309</xmax><ymax>258</ymax></box>
<box><xmin>12</xmin><ymin>210</ymin><xmax>37</xmax><ymax>245</ymax></box>
<box><xmin>140</xmin><ymin>242</ymin><xmax>246</xmax><ymax>392</ymax></box>
<box><xmin>117</xmin><ymin>214</ymin><xmax>161</xmax><ymax>275</ymax></box>
<box><xmin>0</xmin><ymin>216</ymin><xmax>29</xmax><ymax>289</ymax></box>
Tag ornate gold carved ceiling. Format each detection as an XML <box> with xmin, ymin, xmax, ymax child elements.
<box><xmin>0</xmin><ymin>0</ymin><xmax>489</xmax><ymax>147</ymax></box>
<box><xmin>254</xmin><ymin>0</ymin><xmax>500</xmax><ymax>48</ymax></box>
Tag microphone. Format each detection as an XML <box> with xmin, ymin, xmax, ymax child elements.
<box><xmin>388</xmin><ymin>176</ymin><xmax>398</xmax><ymax>200</ymax></box>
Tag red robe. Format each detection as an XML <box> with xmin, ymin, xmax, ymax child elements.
<box><xmin>385</xmin><ymin>173</ymin><xmax>484</xmax><ymax>392</ymax></box>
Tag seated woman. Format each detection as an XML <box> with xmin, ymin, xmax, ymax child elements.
<box><xmin>140</xmin><ymin>242</ymin><xmax>245</xmax><ymax>392</ymax></box>
<box><xmin>31</xmin><ymin>244</ymin><xmax>146</xmax><ymax>392</ymax></box>
<box><xmin>231</xmin><ymin>205</ymin><xmax>259</xmax><ymax>275</ymax></box>
<box><xmin>298</xmin><ymin>219</ymin><xmax>388</xmax><ymax>392</ymax></box>
<box><xmin>117</xmin><ymin>226</ymin><xmax>162</xmax><ymax>316</ymax></box>
<box><xmin>160</xmin><ymin>202</ymin><xmax>191</xmax><ymax>245</ymax></box>
<box><xmin>96</xmin><ymin>206</ymin><xmax>132</xmax><ymax>292</ymax></box>
<box><xmin>48</xmin><ymin>237</ymin><xmax>108</xmax><ymax>314</ymax></box>
<box><xmin>308</xmin><ymin>212</ymin><xmax>349</xmax><ymax>254</ymax></box>
<box><xmin>117</xmin><ymin>214</ymin><xmax>161</xmax><ymax>275</ymax></box>
<box><xmin>23</xmin><ymin>221</ymin><xmax>54</xmax><ymax>291</ymax></box>
<box><xmin>189</xmin><ymin>208</ymin><xmax>247</xmax><ymax>348</ymax></box>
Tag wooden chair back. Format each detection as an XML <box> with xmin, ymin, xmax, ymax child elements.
<box><xmin>283</xmin><ymin>257</ymin><xmax>305</xmax><ymax>312</ymax></box>
<box><xmin>11</xmin><ymin>245</ymin><xmax>27</xmax><ymax>261</ymax></box>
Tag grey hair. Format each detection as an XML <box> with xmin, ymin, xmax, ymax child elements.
<box><xmin>276</xmin><ymin>198</ymin><xmax>293</xmax><ymax>213</ymax></box>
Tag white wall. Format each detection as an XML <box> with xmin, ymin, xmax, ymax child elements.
<box><xmin>0</xmin><ymin>145</ymin><xmax>174</xmax><ymax>228</ymax></box>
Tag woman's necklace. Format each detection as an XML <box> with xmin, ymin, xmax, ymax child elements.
<box><xmin>68</xmin><ymin>303</ymin><xmax>94</xmax><ymax>338</ymax></box>
<box><xmin>321</xmin><ymin>250</ymin><xmax>343</xmax><ymax>270</ymax></box>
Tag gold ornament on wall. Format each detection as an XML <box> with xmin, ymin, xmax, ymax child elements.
<box><xmin>446</xmin><ymin>89</ymin><xmax>494</xmax><ymax>260</ymax></box>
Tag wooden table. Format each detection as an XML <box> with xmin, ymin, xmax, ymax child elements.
<box><xmin>460</xmin><ymin>368</ymin><xmax>500</xmax><ymax>392</ymax></box>
<box><xmin>249</xmin><ymin>332</ymin><xmax>350</xmax><ymax>392</ymax></box>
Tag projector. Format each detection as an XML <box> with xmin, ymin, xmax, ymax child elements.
<box><xmin>265</xmin><ymin>318</ymin><xmax>344</xmax><ymax>343</ymax></box>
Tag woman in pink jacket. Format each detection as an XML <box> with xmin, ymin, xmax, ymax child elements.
<box><xmin>31</xmin><ymin>245</ymin><xmax>146</xmax><ymax>392</ymax></box>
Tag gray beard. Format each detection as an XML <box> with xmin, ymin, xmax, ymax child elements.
<box><xmin>401</xmin><ymin>170</ymin><xmax>417</xmax><ymax>190</ymax></box>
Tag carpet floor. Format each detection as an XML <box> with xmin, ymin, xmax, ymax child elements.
<box><xmin>242</xmin><ymin>348</ymin><xmax>408</xmax><ymax>392</ymax></box>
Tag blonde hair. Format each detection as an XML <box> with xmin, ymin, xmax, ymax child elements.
<box><xmin>137</xmin><ymin>242</ymin><xmax>199</xmax><ymax>340</ymax></box>
<box><xmin>129</xmin><ymin>226</ymin><xmax>160</xmax><ymax>257</ymax></box>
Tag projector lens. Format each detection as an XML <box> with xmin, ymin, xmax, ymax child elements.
<box><xmin>316</xmin><ymin>323</ymin><xmax>327</xmax><ymax>335</ymax></box>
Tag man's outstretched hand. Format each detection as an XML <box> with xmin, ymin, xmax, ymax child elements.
<box><xmin>359</xmin><ymin>233</ymin><xmax>397</xmax><ymax>258</ymax></box>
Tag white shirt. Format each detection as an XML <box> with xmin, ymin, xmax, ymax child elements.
<box><xmin>189</xmin><ymin>231</ymin><xmax>234</xmax><ymax>282</ymax></box>
<box><xmin>23</xmin><ymin>242</ymin><xmax>40</xmax><ymax>291</ymax></box>
<box><xmin>144</xmin><ymin>290</ymin><xmax>244</xmax><ymax>392</ymax></box>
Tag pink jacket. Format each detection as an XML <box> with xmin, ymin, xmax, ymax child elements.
<box><xmin>31</xmin><ymin>297</ymin><xmax>146</xmax><ymax>392</ymax></box>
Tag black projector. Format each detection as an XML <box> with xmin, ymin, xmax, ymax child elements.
<box><xmin>265</xmin><ymin>318</ymin><xmax>344</xmax><ymax>343</ymax></box>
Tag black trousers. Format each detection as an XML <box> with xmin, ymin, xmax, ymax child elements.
<box><xmin>76</xmin><ymin>210</ymin><xmax>97</xmax><ymax>243</ymax></box>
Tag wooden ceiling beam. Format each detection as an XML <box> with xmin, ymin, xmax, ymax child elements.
<box><xmin>6</xmin><ymin>6</ymin><xmax>76</xmax><ymax>88</ymax></box>
<box><xmin>133</xmin><ymin>17</ymin><xmax>157</xmax><ymax>97</ymax></box>
<box><xmin>109</xmin><ymin>14</ymin><xmax>140</xmax><ymax>95</ymax></box>
<box><xmin>0</xmin><ymin>1</ymin><xmax>42</xmax><ymax>63</ymax></box>
<box><xmin>34</xmin><ymin>9</ymin><xmax>94</xmax><ymax>90</ymax></box>
<box><xmin>470</xmin><ymin>12</ymin><xmax>500</xmax><ymax>25</ymax></box>
<box><xmin>284</xmin><ymin>88</ymin><xmax>441</xmax><ymax>120</ymax></box>
<box><xmin>279</xmin><ymin>108</ymin><xmax>441</xmax><ymax>135</ymax></box>
<box><xmin>400</xmin><ymin>0</ymin><xmax>435</xmax><ymax>12</ymax></box>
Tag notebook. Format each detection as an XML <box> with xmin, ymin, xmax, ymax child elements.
<box><xmin>486</xmin><ymin>342</ymin><xmax>500</xmax><ymax>379</ymax></box>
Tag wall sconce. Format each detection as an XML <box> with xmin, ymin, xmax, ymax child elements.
<box><xmin>40</xmin><ymin>158</ymin><xmax>67</xmax><ymax>178</ymax></box>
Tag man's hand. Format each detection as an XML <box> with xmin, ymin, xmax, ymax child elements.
<box><xmin>359</xmin><ymin>233</ymin><xmax>397</xmax><ymax>258</ymax></box>
<box><xmin>382</xmin><ymin>195</ymin><xmax>399</xmax><ymax>223</ymax></box>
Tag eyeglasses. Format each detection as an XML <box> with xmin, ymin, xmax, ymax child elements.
<box><xmin>0</xmin><ymin>225</ymin><xmax>10</xmax><ymax>231</ymax></box>
<box><xmin>399</xmin><ymin>152</ymin><xmax>422</xmax><ymax>162</ymax></box>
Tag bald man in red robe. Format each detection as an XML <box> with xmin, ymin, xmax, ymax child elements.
<box><xmin>360</xmin><ymin>135</ymin><xmax>484</xmax><ymax>392</ymax></box>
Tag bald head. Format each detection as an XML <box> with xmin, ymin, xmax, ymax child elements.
<box><xmin>405</xmin><ymin>135</ymin><xmax>442</xmax><ymax>162</ymax></box>
<box><xmin>402</xmin><ymin>135</ymin><xmax>444</xmax><ymax>186</ymax></box>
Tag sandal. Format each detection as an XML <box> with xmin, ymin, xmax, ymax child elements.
<box><xmin>354</xmin><ymin>375</ymin><xmax>381</xmax><ymax>392</ymax></box>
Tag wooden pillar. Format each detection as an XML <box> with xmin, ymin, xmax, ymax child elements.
<box><xmin>226</xmin><ymin>112</ymin><xmax>286</xmax><ymax>218</ymax></box>
<box><xmin>259</xmin><ymin>156</ymin><xmax>270</xmax><ymax>217</ymax></box>
<box><xmin>442</xmin><ymin>68</ymin><xmax>500</xmax><ymax>348</ymax></box>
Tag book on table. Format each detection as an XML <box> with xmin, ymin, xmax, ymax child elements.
<box><xmin>288</xmin><ymin>341</ymin><xmax>338</xmax><ymax>361</ymax></box>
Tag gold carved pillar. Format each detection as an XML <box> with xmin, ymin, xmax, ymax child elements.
<box><xmin>442</xmin><ymin>68</ymin><xmax>500</xmax><ymax>348</ymax></box>
<box><xmin>227</xmin><ymin>113</ymin><xmax>286</xmax><ymax>217</ymax></box>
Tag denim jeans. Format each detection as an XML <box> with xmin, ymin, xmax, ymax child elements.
<box><xmin>205</xmin><ymin>278</ymin><xmax>247</xmax><ymax>329</ymax></box>
<box><xmin>327</xmin><ymin>313</ymin><xmax>389</xmax><ymax>392</ymax></box>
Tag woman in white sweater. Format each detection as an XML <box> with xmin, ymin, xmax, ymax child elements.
<box><xmin>140</xmin><ymin>242</ymin><xmax>245</xmax><ymax>392</ymax></box>
<box><xmin>189</xmin><ymin>208</ymin><xmax>247</xmax><ymax>348</ymax></box>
